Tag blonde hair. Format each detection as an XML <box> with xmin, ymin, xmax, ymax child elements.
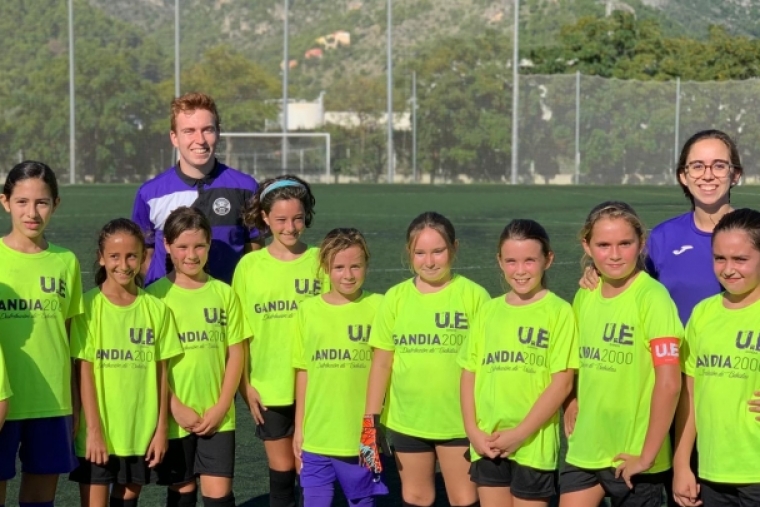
<box><xmin>405</xmin><ymin>212</ymin><xmax>457</xmax><ymax>266</ymax></box>
<box><xmin>579</xmin><ymin>201</ymin><xmax>646</xmax><ymax>272</ymax></box>
<box><xmin>318</xmin><ymin>228</ymin><xmax>370</xmax><ymax>277</ymax></box>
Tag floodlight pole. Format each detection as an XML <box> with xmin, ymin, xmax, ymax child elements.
<box><xmin>510</xmin><ymin>0</ymin><xmax>519</xmax><ymax>185</ymax></box>
<box><xmin>282</xmin><ymin>0</ymin><xmax>290</xmax><ymax>174</ymax></box>
<box><xmin>68</xmin><ymin>0</ymin><xmax>75</xmax><ymax>184</ymax></box>
<box><xmin>174</xmin><ymin>0</ymin><xmax>180</xmax><ymax>165</ymax></box>
<box><xmin>412</xmin><ymin>70</ymin><xmax>417</xmax><ymax>182</ymax></box>
<box><xmin>386</xmin><ymin>0</ymin><xmax>394</xmax><ymax>184</ymax></box>
<box><xmin>175</xmin><ymin>0</ymin><xmax>180</xmax><ymax>97</ymax></box>
<box><xmin>673</xmin><ymin>77</ymin><xmax>681</xmax><ymax>177</ymax></box>
<box><xmin>575</xmin><ymin>71</ymin><xmax>580</xmax><ymax>185</ymax></box>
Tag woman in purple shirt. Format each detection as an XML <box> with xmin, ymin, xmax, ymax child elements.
<box><xmin>644</xmin><ymin>129</ymin><xmax>743</xmax><ymax>323</ymax></box>
<box><xmin>581</xmin><ymin>129</ymin><xmax>743</xmax><ymax>323</ymax></box>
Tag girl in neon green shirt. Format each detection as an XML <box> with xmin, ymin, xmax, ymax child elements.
<box><xmin>70</xmin><ymin>219</ymin><xmax>183</xmax><ymax>507</ymax></box>
<box><xmin>675</xmin><ymin>208</ymin><xmax>760</xmax><ymax>507</ymax></box>
<box><xmin>560</xmin><ymin>201</ymin><xmax>682</xmax><ymax>507</ymax></box>
<box><xmin>460</xmin><ymin>219</ymin><xmax>577</xmax><ymax>507</ymax></box>
<box><xmin>149</xmin><ymin>207</ymin><xmax>245</xmax><ymax>507</ymax></box>
<box><xmin>366</xmin><ymin>212</ymin><xmax>489</xmax><ymax>507</ymax></box>
<box><xmin>293</xmin><ymin>228</ymin><xmax>388</xmax><ymax>507</ymax></box>
<box><xmin>233</xmin><ymin>176</ymin><xmax>323</xmax><ymax>507</ymax></box>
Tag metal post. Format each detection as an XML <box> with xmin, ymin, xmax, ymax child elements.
<box><xmin>575</xmin><ymin>71</ymin><xmax>580</xmax><ymax>185</ymax></box>
<box><xmin>510</xmin><ymin>0</ymin><xmax>519</xmax><ymax>185</ymax></box>
<box><xmin>674</xmin><ymin>77</ymin><xmax>681</xmax><ymax>177</ymax></box>
<box><xmin>386</xmin><ymin>0</ymin><xmax>394</xmax><ymax>184</ymax></box>
<box><xmin>175</xmin><ymin>0</ymin><xmax>180</xmax><ymax>97</ymax></box>
<box><xmin>282</xmin><ymin>0</ymin><xmax>289</xmax><ymax>174</ymax></box>
<box><xmin>326</xmin><ymin>133</ymin><xmax>331</xmax><ymax>183</ymax></box>
<box><xmin>412</xmin><ymin>70</ymin><xmax>417</xmax><ymax>183</ymax></box>
<box><xmin>68</xmin><ymin>0</ymin><xmax>75</xmax><ymax>184</ymax></box>
<box><xmin>299</xmin><ymin>149</ymin><xmax>304</xmax><ymax>175</ymax></box>
<box><xmin>173</xmin><ymin>0</ymin><xmax>180</xmax><ymax>165</ymax></box>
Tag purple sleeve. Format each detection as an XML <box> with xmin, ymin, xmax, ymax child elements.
<box><xmin>131</xmin><ymin>188</ymin><xmax>156</xmax><ymax>247</ymax></box>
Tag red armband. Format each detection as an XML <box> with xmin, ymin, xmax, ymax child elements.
<box><xmin>650</xmin><ymin>337</ymin><xmax>680</xmax><ymax>367</ymax></box>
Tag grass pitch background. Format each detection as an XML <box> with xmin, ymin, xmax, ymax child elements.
<box><xmin>1</xmin><ymin>183</ymin><xmax>756</xmax><ymax>505</ymax></box>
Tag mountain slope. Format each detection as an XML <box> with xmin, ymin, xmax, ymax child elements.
<box><xmin>84</xmin><ymin>0</ymin><xmax>724</xmax><ymax>95</ymax></box>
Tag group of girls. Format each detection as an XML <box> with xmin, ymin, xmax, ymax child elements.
<box><xmin>0</xmin><ymin>127</ymin><xmax>756</xmax><ymax>507</ymax></box>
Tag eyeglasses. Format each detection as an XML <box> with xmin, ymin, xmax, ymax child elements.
<box><xmin>684</xmin><ymin>160</ymin><xmax>733</xmax><ymax>178</ymax></box>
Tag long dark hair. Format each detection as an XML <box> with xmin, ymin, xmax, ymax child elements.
<box><xmin>242</xmin><ymin>175</ymin><xmax>316</xmax><ymax>233</ymax></box>
<box><xmin>94</xmin><ymin>219</ymin><xmax>146</xmax><ymax>287</ymax></box>
<box><xmin>676</xmin><ymin>130</ymin><xmax>742</xmax><ymax>209</ymax></box>
<box><xmin>3</xmin><ymin>160</ymin><xmax>59</xmax><ymax>200</ymax></box>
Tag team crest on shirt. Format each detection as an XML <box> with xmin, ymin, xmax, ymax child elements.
<box><xmin>213</xmin><ymin>197</ymin><xmax>231</xmax><ymax>216</ymax></box>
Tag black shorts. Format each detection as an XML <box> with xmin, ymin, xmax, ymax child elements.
<box><xmin>700</xmin><ymin>479</ymin><xmax>760</xmax><ymax>507</ymax></box>
<box><xmin>69</xmin><ymin>455</ymin><xmax>152</xmax><ymax>486</ymax></box>
<box><xmin>559</xmin><ymin>463</ymin><xmax>666</xmax><ymax>507</ymax></box>
<box><xmin>255</xmin><ymin>405</ymin><xmax>295</xmax><ymax>441</ymax></box>
<box><xmin>469</xmin><ymin>456</ymin><xmax>556</xmax><ymax>500</ymax></box>
<box><xmin>386</xmin><ymin>428</ymin><xmax>468</xmax><ymax>453</ymax></box>
<box><xmin>155</xmin><ymin>431</ymin><xmax>236</xmax><ymax>485</ymax></box>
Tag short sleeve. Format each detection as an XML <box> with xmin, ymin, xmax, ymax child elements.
<box><xmin>571</xmin><ymin>288</ymin><xmax>585</xmax><ymax>320</ymax></box>
<box><xmin>469</xmin><ymin>284</ymin><xmax>491</xmax><ymax>316</ymax></box>
<box><xmin>225</xmin><ymin>291</ymin><xmax>246</xmax><ymax>347</ymax></box>
<box><xmin>682</xmin><ymin>311</ymin><xmax>698</xmax><ymax>377</ymax></box>
<box><xmin>70</xmin><ymin>313</ymin><xmax>94</xmax><ymax>362</ymax></box>
<box><xmin>368</xmin><ymin>290</ymin><xmax>397</xmax><ymax>352</ymax></box>
<box><xmin>66</xmin><ymin>257</ymin><xmax>84</xmax><ymax>319</ymax></box>
<box><xmin>0</xmin><ymin>346</ymin><xmax>13</xmax><ymax>402</ymax></box>
<box><xmin>642</xmin><ymin>286</ymin><xmax>684</xmax><ymax>347</ymax></box>
<box><xmin>231</xmin><ymin>260</ymin><xmax>254</xmax><ymax>340</ymax></box>
<box><xmin>156</xmin><ymin>306</ymin><xmax>183</xmax><ymax>362</ymax></box>
<box><xmin>292</xmin><ymin>307</ymin><xmax>308</xmax><ymax>370</ymax></box>
<box><xmin>457</xmin><ymin>307</ymin><xmax>484</xmax><ymax>372</ymax></box>
<box><xmin>131</xmin><ymin>188</ymin><xmax>156</xmax><ymax>247</ymax></box>
<box><xmin>548</xmin><ymin>301</ymin><xmax>579</xmax><ymax>373</ymax></box>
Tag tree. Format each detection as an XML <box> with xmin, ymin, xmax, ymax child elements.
<box><xmin>412</xmin><ymin>31</ymin><xmax>513</xmax><ymax>182</ymax></box>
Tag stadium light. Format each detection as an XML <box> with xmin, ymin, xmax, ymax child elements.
<box><xmin>510</xmin><ymin>0</ymin><xmax>519</xmax><ymax>185</ymax></box>
<box><xmin>387</xmin><ymin>0</ymin><xmax>394</xmax><ymax>184</ymax></box>
<box><xmin>68</xmin><ymin>0</ymin><xmax>75</xmax><ymax>184</ymax></box>
<box><xmin>174</xmin><ymin>0</ymin><xmax>180</xmax><ymax>165</ymax></box>
<box><xmin>282</xmin><ymin>0</ymin><xmax>290</xmax><ymax>174</ymax></box>
<box><xmin>175</xmin><ymin>0</ymin><xmax>180</xmax><ymax>98</ymax></box>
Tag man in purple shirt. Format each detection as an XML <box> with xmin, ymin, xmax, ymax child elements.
<box><xmin>132</xmin><ymin>92</ymin><xmax>263</xmax><ymax>285</ymax></box>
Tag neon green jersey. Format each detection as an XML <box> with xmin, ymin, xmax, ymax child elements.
<box><xmin>232</xmin><ymin>247</ymin><xmax>327</xmax><ymax>406</ymax></box>
<box><xmin>71</xmin><ymin>288</ymin><xmax>183</xmax><ymax>457</ymax></box>
<box><xmin>568</xmin><ymin>272</ymin><xmax>683</xmax><ymax>473</ymax></box>
<box><xmin>147</xmin><ymin>277</ymin><xmax>245</xmax><ymax>438</ymax></box>
<box><xmin>683</xmin><ymin>294</ymin><xmax>760</xmax><ymax>483</ymax></box>
<box><xmin>0</xmin><ymin>346</ymin><xmax>13</xmax><ymax>403</ymax></box>
<box><xmin>293</xmin><ymin>292</ymin><xmax>383</xmax><ymax>457</ymax></box>
<box><xmin>369</xmin><ymin>275</ymin><xmax>490</xmax><ymax>439</ymax></box>
<box><xmin>458</xmin><ymin>292</ymin><xmax>577</xmax><ymax>470</ymax></box>
<box><xmin>0</xmin><ymin>240</ymin><xmax>83</xmax><ymax>420</ymax></box>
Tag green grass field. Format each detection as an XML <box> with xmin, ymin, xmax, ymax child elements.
<box><xmin>1</xmin><ymin>183</ymin><xmax>757</xmax><ymax>505</ymax></box>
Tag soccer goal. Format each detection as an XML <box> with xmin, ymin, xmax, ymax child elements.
<box><xmin>218</xmin><ymin>132</ymin><xmax>331</xmax><ymax>183</ymax></box>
